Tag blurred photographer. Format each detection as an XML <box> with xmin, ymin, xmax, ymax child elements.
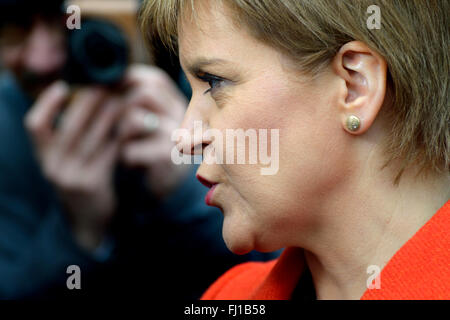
<box><xmin>0</xmin><ymin>0</ymin><xmax>277</xmax><ymax>299</ymax></box>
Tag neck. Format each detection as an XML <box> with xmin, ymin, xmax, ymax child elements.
<box><xmin>301</xmin><ymin>154</ymin><xmax>450</xmax><ymax>300</ymax></box>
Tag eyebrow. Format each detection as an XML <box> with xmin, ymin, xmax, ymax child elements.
<box><xmin>184</xmin><ymin>57</ymin><xmax>232</xmax><ymax>75</ymax></box>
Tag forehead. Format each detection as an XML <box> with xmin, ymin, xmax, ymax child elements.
<box><xmin>177</xmin><ymin>0</ymin><xmax>288</xmax><ymax>76</ymax></box>
<box><xmin>178</xmin><ymin>1</ymin><xmax>254</xmax><ymax>66</ymax></box>
<box><xmin>179</xmin><ymin>3</ymin><xmax>232</xmax><ymax>48</ymax></box>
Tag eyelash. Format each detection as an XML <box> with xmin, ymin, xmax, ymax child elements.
<box><xmin>196</xmin><ymin>72</ymin><xmax>225</xmax><ymax>95</ymax></box>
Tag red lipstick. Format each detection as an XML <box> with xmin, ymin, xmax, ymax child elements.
<box><xmin>196</xmin><ymin>174</ymin><xmax>218</xmax><ymax>206</ymax></box>
<box><xmin>205</xmin><ymin>185</ymin><xmax>217</xmax><ymax>206</ymax></box>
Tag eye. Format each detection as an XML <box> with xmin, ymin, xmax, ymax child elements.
<box><xmin>196</xmin><ymin>72</ymin><xmax>225</xmax><ymax>95</ymax></box>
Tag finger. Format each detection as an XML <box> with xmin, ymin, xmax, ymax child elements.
<box><xmin>123</xmin><ymin>85</ymin><xmax>171</xmax><ymax>116</ymax></box>
<box><xmin>55</xmin><ymin>87</ymin><xmax>108</xmax><ymax>154</ymax></box>
<box><xmin>77</xmin><ymin>98</ymin><xmax>124</xmax><ymax>162</ymax></box>
<box><xmin>120</xmin><ymin>139</ymin><xmax>172</xmax><ymax>167</ymax></box>
<box><xmin>122</xmin><ymin>64</ymin><xmax>168</xmax><ymax>88</ymax></box>
<box><xmin>25</xmin><ymin>81</ymin><xmax>69</xmax><ymax>147</ymax></box>
<box><xmin>117</xmin><ymin>106</ymin><xmax>163</xmax><ymax>141</ymax></box>
<box><xmin>123</xmin><ymin>65</ymin><xmax>187</xmax><ymax>118</ymax></box>
<box><xmin>124</xmin><ymin>64</ymin><xmax>185</xmax><ymax>102</ymax></box>
<box><xmin>92</xmin><ymin>139</ymin><xmax>120</xmax><ymax>175</ymax></box>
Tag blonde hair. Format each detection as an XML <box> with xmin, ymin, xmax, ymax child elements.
<box><xmin>140</xmin><ymin>0</ymin><xmax>449</xmax><ymax>182</ymax></box>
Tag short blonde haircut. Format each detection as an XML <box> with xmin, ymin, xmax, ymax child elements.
<box><xmin>140</xmin><ymin>0</ymin><xmax>449</xmax><ymax>182</ymax></box>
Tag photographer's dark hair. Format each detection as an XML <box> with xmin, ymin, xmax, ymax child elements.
<box><xmin>0</xmin><ymin>0</ymin><xmax>65</xmax><ymax>29</ymax></box>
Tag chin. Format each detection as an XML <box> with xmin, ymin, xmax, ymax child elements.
<box><xmin>223</xmin><ymin>233</ymin><xmax>282</xmax><ymax>256</ymax></box>
<box><xmin>222</xmin><ymin>216</ymin><xmax>254</xmax><ymax>255</ymax></box>
<box><xmin>224</xmin><ymin>240</ymin><xmax>253</xmax><ymax>256</ymax></box>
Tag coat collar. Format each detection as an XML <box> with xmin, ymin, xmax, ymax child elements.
<box><xmin>251</xmin><ymin>200</ymin><xmax>450</xmax><ymax>300</ymax></box>
<box><xmin>361</xmin><ymin>200</ymin><xmax>450</xmax><ymax>299</ymax></box>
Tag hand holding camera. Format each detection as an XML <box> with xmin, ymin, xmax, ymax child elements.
<box><xmin>25</xmin><ymin>83</ymin><xmax>123</xmax><ymax>251</ymax></box>
<box><xmin>22</xmin><ymin>13</ymin><xmax>188</xmax><ymax>252</ymax></box>
<box><xmin>26</xmin><ymin>65</ymin><xmax>188</xmax><ymax>252</ymax></box>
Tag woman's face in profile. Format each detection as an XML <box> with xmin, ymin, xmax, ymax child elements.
<box><xmin>178</xmin><ymin>2</ymin><xmax>353</xmax><ymax>255</ymax></box>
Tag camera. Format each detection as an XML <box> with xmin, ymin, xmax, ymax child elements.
<box><xmin>64</xmin><ymin>17</ymin><xmax>129</xmax><ymax>86</ymax></box>
<box><xmin>63</xmin><ymin>0</ymin><xmax>151</xmax><ymax>86</ymax></box>
<box><xmin>0</xmin><ymin>0</ymin><xmax>146</xmax><ymax>88</ymax></box>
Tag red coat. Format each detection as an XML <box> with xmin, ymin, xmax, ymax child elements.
<box><xmin>202</xmin><ymin>200</ymin><xmax>450</xmax><ymax>300</ymax></box>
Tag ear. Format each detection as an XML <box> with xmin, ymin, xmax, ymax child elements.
<box><xmin>332</xmin><ymin>41</ymin><xmax>387</xmax><ymax>135</ymax></box>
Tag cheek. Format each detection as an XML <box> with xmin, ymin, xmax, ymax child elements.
<box><xmin>210</xmin><ymin>84</ymin><xmax>288</xmax><ymax>187</ymax></box>
<box><xmin>210</xmin><ymin>75</ymin><xmax>351</xmax><ymax>251</ymax></box>
<box><xmin>215</xmin><ymin>78</ymin><xmax>348</xmax><ymax>217</ymax></box>
<box><xmin>208</xmin><ymin>82</ymin><xmax>305</xmax><ymax>222</ymax></box>
<box><xmin>273</xmin><ymin>94</ymin><xmax>351</xmax><ymax>223</ymax></box>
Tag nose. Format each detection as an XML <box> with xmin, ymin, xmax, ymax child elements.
<box><xmin>176</xmin><ymin>99</ymin><xmax>213</xmax><ymax>156</ymax></box>
<box><xmin>21</xmin><ymin>19</ymin><xmax>66</xmax><ymax>74</ymax></box>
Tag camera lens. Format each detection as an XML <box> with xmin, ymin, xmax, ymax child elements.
<box><xmin>64</xmin><ymin>18</ymin><xmax>129</xmax><ymax>85</ymax></box>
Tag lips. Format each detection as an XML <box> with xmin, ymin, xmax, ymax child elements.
<box><xmin>196</xmin><ymin>174</ymin><xmax>216</xmax><ymax>188</ymax></box>
<box><xmin>196</xmin><ymin>174</ymin><xmax>218</xmax><ymax>206</ymax></box>
<box><xmin>205</xmin><ymin>185</ymin><xmax>218</xmax><ymax>206</ymax></box>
